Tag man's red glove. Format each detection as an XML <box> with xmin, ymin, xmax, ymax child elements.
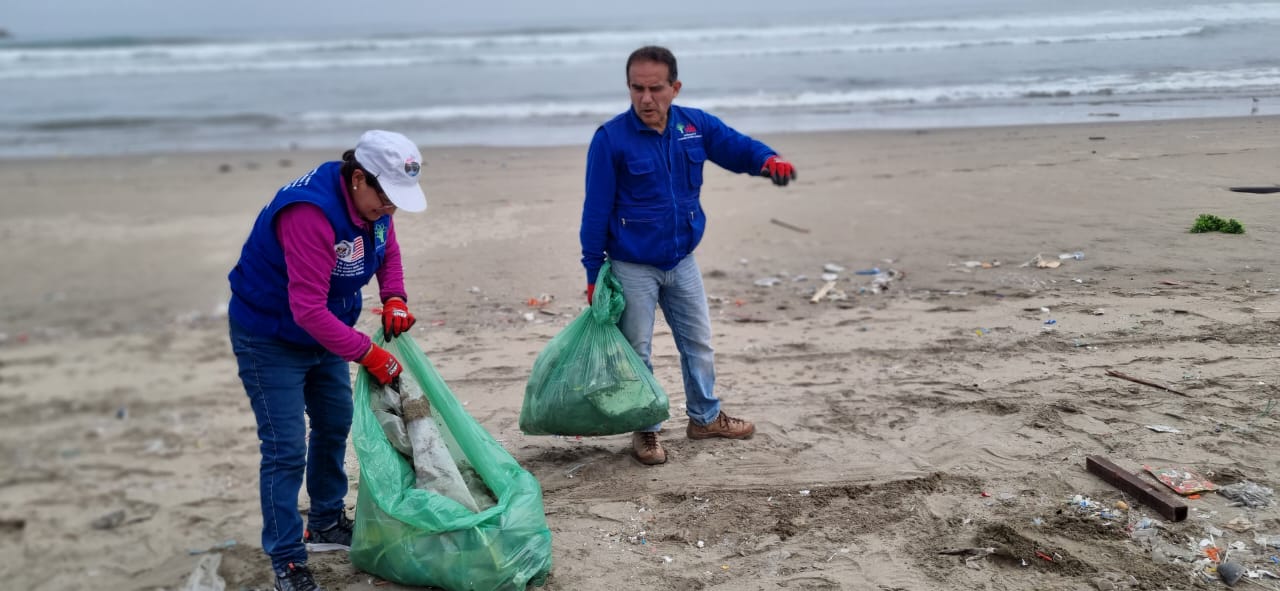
<box><xmin>359</xmin><ymin>344</ymin><xmax>403</xmax><ymax>386</ymax></box>
<box><xmin>586</xmin><ymin>284</ymin><xmax>595</xmax><ymax>305</ymax></box>
<box><xmin>381</xmin><ymin>298</ymin><xmax>416</xmax><ymax>341</ymax></box>
<box><xmin>761</xmin><ymin>155</ymin><xmax>796</xmax><ymax>186</ymax></box>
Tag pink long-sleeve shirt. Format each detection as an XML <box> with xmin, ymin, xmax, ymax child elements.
<box><xmin>274</xmin><ymin>184</ymin><xmax>406</xmax><ymax>361</ymax></box>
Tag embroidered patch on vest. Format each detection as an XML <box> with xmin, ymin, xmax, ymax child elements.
<box><xmin>334</xmin><ymin>236</ymin><xmax>365</xmax><ymax>277</ymax></box>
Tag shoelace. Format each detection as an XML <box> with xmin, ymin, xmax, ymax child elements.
<box><xmin>639</xmin><ymin>432</ymin><xmax>660</xmax><ymax>450</ymax></box>
<box><xmin>718</xmin><ymin>413</ymin><xmax>746</xmax><ymax>428</ymax></box>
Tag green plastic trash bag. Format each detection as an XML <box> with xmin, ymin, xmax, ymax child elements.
<box><xmin>519</xmin><ymin>261</ymin><xmax>670</xmax><ymax>436</ymax></box>
<box><xmin>351</xmin><ymin>333</ymin><xmax>552</xmax><ymax>591</ymax></box>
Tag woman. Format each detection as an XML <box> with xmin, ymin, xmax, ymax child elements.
<box><xmin>227</xmin><ymin>130</ymin><xmax>426</xmax><ymax>591</ymax></box>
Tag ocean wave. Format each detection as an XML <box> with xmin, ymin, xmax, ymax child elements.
<box><xmin>21</xmin><ymin>112</ymin><xmax>283</xmax><ymax>132</ymax></box>
<box><xmin>290</xmin><ymin>66</ymin><xmax>1280</xmax><ymax>127</ymax></box>
<box><xmin>1</xmin><ymin>2</ymin><xmax>1276</xmax><ymax>66</ymax></box>
<box><xmin>0</xmin><ymin>26</ymin><xmax>1214</xmax><ymax>80</ymax></box>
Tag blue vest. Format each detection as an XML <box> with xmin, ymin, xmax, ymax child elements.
<box><xmin>228</xmin><ymin>161</ymin><xmax>390</xmax><ymax>347</ymax></box>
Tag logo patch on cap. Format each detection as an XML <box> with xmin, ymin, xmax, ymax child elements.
<box><xmin>404</xmin><ymin>159</ymin><xmax>421</xmax><ymax>177</ymax></box>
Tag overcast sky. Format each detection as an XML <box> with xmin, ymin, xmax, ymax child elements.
<box><xmin>1</xmin><ymin>0</ymin><xmax>871</xmax><ymax>40</ymax></box>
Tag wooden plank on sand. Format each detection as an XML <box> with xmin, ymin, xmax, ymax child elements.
<box><xmin>1086</xmin><ymin>455</ymin><xmax>1187</xmax><ymax>522</ymax></box>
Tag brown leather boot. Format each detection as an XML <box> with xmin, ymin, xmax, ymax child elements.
<box><xmin>687</xmin><ymin>411</ymin><xmax>755</xmax><ymax>440</ymax></box>
<box><xmin>631</xmin><ymin>431</ymin><xmax>667</xmax><ymax>465</ymax></box>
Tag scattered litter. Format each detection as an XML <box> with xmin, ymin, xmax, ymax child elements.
<box><xmin>810</xmin><ymin>281</ymin><xmax>841</xmax><ymax>303</ymax></box>
<box><xmin>820</xmin><ymin>273</ymin><xmax>839</xmax><ymax>282</ymax></box>
<box><xmin>754</xmin><ymin>277</ymin><xmax>782</xmax><ymax>287</ymax></box>
<box><xmin>1218</xmin><ymin>481</ymin><xmax>1274</xmax><ymax>508</ymax></box>
<box><xmin>799</xmin><ymin>490</ymin><xmax>811</xmax><ymax>496</ymax></box>
<box><xmin>526</xmin><ymin>294</ymin><xmax>554</xmax><ymax>308</ymax></box>
<box><xmin>769</xmin><ymin>218</ymin><xmax>810</xmax><ymax>233</ymax></box>
<box><xmin>854</xmin><ymin>268</ymin><xmax>880</xmax><ymax>275</ymax></box>
<box><xmin>1228</xmin><ymin>186</ymin><xmax>1280</xmax><ymax>195</ymax></box>
<box><xmin>1105</xmin><ymin>369</ymin><xmax>1191</xmax><ymax>397</ymax></box>
<box><xmin>1145</xmin><ymin>425</ymin><xmax>1182</xmax><ymax>434</ymax></box>
<box><xmin>1114</xmin><ymin>501</ymin><xmax>1129</xmax><ymax>511</ymax></box>
<box><xmin>1225</xmin><ymin>516</ymin><xmax>1254</xmax><ymax>532</ymax></box>
<box><xmin>1027</xmin><ymin>254</ymin><xmax>1061</xmax><ymax>269</ymax></box>
<box><xmin>867</xmin><ymin>270</ymin><xmax>900</xmax><ymax>294</ymax></box>
<box><xmin>1218</xmin><ymin>561</ymin><xmax>1244</xmax><ymax>586</ymax></box>
<box><xmin>938</xmin><ymin>547</ymin><xmax>995</xmax><ymax>563</ymax></box>
<box><xmin>1145</xmin><ymin>465</ymin><xmax>1217</xmax><ymax>495</ymax></box>
<box><xmin>823</xmin><ymin>263</ymin><xmax>845</xmax><ymax>273</ymax></box>
<box><xmin>181</xmin><ymin>553</ymin><xmax>226</xmax><ymax>591</ymax></box>
<box><xmin>1044</xmin><ymin>319</ymin><xmax>1057</xmax><ymax>325</ymax></box>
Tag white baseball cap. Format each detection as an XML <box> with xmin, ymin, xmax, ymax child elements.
<box><xmin>354</xmin><ymin>130</ymin><xmax>427</xmax><ymax>212</ymax></box>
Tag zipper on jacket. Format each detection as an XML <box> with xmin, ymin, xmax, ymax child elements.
<box><xmin>663</xmin><ymin>126</ymin><xmax>678</xmax><ymax>255</ymax></box>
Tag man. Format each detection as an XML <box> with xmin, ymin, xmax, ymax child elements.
<box><xmin>579</xmin><ymin>46</ymin><xmax>797</xmax><ymax>465</ymax></box>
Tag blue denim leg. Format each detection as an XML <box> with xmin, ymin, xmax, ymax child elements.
<box><xmin>611</xmin><ymin>256</ymin><xmax>720</xmax><ymax>432</ymax></box>
<box><xmin>229</xmin><ymin>320</ymin><xmax>350</xmax><ymax>572</ymax></box>
<box><xmin>302</xmin><ymin>356</ymin><xmax>353</xmax><ymax>530</ymax></box>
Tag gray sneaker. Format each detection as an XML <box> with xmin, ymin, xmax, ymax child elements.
<box><xmin>303</xmin><ymin>514</ymin><xmax>352</xmax><ymax>552</ymax></box>
<box><xmin>274</xmin><ymin>563</ymin><xmax>321</xmax><ymax>591</ymax></box>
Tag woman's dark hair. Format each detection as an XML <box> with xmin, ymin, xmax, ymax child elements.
<box><xmin>625</xmin><ymin>46</ymin><xmax>678</xmax><ymax>83</ymax></box>
<box><xmin>341</xmin><ymin>149</ymin><xmax>383</xmax><ymax>193</ymax></box>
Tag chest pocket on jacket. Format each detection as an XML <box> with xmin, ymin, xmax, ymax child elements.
<box><xmin>684</xmin><ymin>146</ymin><xmax>707</xmax><ymax>189</ymax></box>
<box><xmin>625</xmin><ymin>158</ymin><xmax>662</xmax><ymax>199</ymax></box>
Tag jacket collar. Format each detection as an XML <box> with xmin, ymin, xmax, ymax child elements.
<box><xmin>628</xmin><ymin>105</ymin><xmax>672</xmax><ymax>134</ymax></box>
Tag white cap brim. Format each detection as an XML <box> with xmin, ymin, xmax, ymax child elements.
<box><xmin>382</xmin><ymin>181</ymin><xmax>427</xmax><ymax>213</ymax></box>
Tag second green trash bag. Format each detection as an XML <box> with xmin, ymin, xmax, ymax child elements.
<box><xmin>520</xmin><ymin>261</ymin><xmax>670</xmax><ymax>436</ymax></box>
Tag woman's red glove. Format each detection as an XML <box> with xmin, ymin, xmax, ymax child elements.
<box><xmin>586</xmin><ymin>284</ymin><xmax>595</xmax><ymax>305</ymax></box>
<box><xmin>381</xmin><ymin>298</ymin><xmax>416</xmax><ymax>340</ymax></box>
<box><xmin>359</xmin><ymin>344</ymin><xmax>402</xmax><ymax>386</ymax></box>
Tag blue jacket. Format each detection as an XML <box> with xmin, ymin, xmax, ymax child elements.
<box><xmin>580</xmin><ymin>105</ymin><xmax>776</xmax><ymax>284</ymax></box>
<box><xmin>228</xmin><ymin>161</ymin><xmax>390</xmax><ymax>347</ymax></box>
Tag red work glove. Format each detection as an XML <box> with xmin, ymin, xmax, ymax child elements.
<box><xmin>586</xmin><ymin>284</ymin><xmax>595</xmax><ymax>305</ymax></box>
<box><xmin>381</xmin><ymin>298</ymin><xmax>416</xmax><ymax>341</ymax></box>
<box><xmin>761</xmin><ymin>155</ymin><xmax>796</xmax><ymax>186</ymax></box>
<box><xmin>359</xmin><ymin>344</ymin><xmax>403</xmax><ymax>386</ymax></box>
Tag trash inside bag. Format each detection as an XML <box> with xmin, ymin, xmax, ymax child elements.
<box><xmin>379</xmin><ymin>375</ymin><xmax>491</xmax><ymax>512</ymax></box>
<box><xmin>351</xmin><ymin>333</ymin><xmax>552</xmax><ymax>590</ymax></box>
<box><xmin>520</xmin><ymin>261</ymin><xmax>670</xmax><ymax>436</ymax></box>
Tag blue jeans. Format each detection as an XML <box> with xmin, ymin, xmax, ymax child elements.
<box><xmin>610</xmin><ymin>256</ymin><xmax>721</xmax><ymax>431</ymax></box>
<box><xmin>229</xmin><ymin>320</ymin><xmax>353</xmax><ymax>573</ymax></box>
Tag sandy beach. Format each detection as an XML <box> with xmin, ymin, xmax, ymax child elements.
<box><xmin>3</xmin><ymin>115</ymin><xmax>1280</xmax><ymax>590</ymax></box>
